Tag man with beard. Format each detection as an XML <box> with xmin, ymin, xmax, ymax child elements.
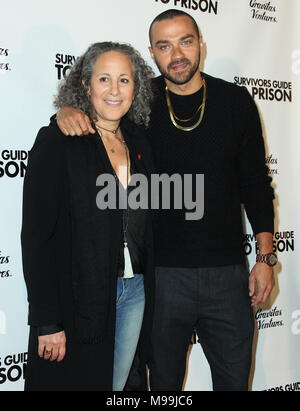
<box><xmin>55</xmin><ymin>9</ymin><xmax>276</xmax><ymax>391</ymax></box>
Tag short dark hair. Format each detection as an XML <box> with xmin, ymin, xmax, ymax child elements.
<box><xmin>149</xmin><ymin>9</ymin><xmax>200</xmax><ymax>45</ymax></box>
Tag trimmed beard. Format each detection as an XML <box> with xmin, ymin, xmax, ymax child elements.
<box><xmin>154</xmin><ymin>54</ymin><xmax>200</xmax><ymax>86</ymax></box>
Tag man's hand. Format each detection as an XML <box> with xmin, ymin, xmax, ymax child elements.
<box><xmin>38</xmin><ymin>331</ymin><xmax>66</xmax><ymax>362</ymax></box>
<box><xmin>249</xmin><ymin>263</ymin><xmax>275</xmax><ymax>307</ymax></box>
<box><xmin>56</xmin><ymin>106</ymin><xmax>95</xmax><ymax>136</ymax></box>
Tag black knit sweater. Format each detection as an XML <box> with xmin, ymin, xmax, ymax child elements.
<box><xmin>146</xmin><ymin>73</ymin><xmax>274</xmax><ymax>267</ymax></box>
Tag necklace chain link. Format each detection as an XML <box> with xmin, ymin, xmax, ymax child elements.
<box><xmin>165</xmin><ymin>78</ymin><xmax>207</xmax><ymax>132</ymax></box>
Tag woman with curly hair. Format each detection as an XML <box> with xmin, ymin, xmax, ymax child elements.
<box><xmin>21</xmin><ymin>42</ymin><xmax>155</xmax><ymax>391</ymax></box>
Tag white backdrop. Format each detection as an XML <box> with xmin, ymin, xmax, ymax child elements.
<box><xmin>1</xmin><ymin>0</ymin><xmax>300</xmax><ymax>391</ymax></box>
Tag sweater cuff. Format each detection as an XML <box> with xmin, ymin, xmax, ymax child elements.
<box><xmin>38</xmin><ymin>323</ymin><xmax>64</xmax><ymax>336</ymax></box>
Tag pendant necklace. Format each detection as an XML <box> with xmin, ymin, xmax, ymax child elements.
<box><xmin>95</xmin><ymin>124</ymin><xmax>120</xmax><ymax>153</ymax></box>
<box><xmin>96</xmin><ymin>123</ymin><xmax>134</xmax><ymax>277</ymax></box>
<box><xmin>121</xmin><ymin>138</ymin><xmax>134</xmax><ymax>278</ymax></box>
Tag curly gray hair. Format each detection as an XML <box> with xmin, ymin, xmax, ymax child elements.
<box><xmin>54</xmin><ymin>42</ymin><xmax>154</xmax><ymax>127</ymax></box>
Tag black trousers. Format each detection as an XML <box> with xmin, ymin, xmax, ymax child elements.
<box><xmin>149</xmin><ymin>264</ymin><xmax>254</xmax><ymax>391</ymax></box>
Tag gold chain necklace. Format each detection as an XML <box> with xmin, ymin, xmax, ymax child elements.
<box><xmin>165</xmin><ymin>78</ymin><xmax>207</xmax><ymax>132</ymax></box>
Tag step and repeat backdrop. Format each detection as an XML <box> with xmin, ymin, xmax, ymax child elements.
<box><xmin>1</xmin><ymin>0</ymin><xmax>300</xmax><ymax>391</ymax></box>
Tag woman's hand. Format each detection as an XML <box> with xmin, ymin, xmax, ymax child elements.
<box><xmin>38</xmin><ymin>331</ymin><xmax>66</xmax><ymax>362</ymax></box>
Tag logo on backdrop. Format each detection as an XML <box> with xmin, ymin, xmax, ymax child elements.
<box><xmin>264</xmin><ymin>381</ymin><xmax>300</xmax><ymax>391</ymax></box>
<box><xmin>0</xmin><ymin>352</ymin><xmax>27</xmax><ymax>385</ymax></box>
<box><xmin>154</xmin><ymin>0</ymin><xmax>218</xmax><ymax>14</ymax></box>
<box><xmin>234</xmin><ymin>77</ymin><xmax>292</xmax><ymax>103</ymax></box>
<box><xmin>0</xmin><ymin>47</ymin><xmax>11</xmax><ymax>72</ymax></box>
<box><xmin>55</xmin><ymin>53</ymin><xmax>78</xmax><ymax>80</ymax></box>
<box><xmin>244</xmin><ymin>230</ymin><xmax>295</xmax><ymax>255</ymax></box>
<box><xmin>266</xmin><ymin>154</ymin><xmax>279</xmax><ymax>176</ymax></box>
<box><xmin>255</xmin><ymin>306</ymin><xmax>284</xmax><ymax>331</ymax></box>
<box><xmin>262</xmin><ymin>310</ymin><xmax>300</xmax><ymax>391</ymax></box>
<box><xmin>0</xmin><ymin>249</ymin><xmax>11</xmax><ymax>279</ymax></box>
<box><xmin>291</xmin><ymin>310</ymin><xmax>300</xmax><ymax>336</ymax></box>
<box><xmin>0</xmin><ymin>150</ymin><xmax>29</xmax><ymax>178</ymax></box>
<box><xmin>249</xmin><ymin>0</ymin><xmax>278</xmax><ymax>23</ymax></box>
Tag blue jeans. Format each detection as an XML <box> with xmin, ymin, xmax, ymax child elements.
<box><xmin>113</xmin><ymin>274</ymin><xmax>145</xmax><ymax>391</ymax></box>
